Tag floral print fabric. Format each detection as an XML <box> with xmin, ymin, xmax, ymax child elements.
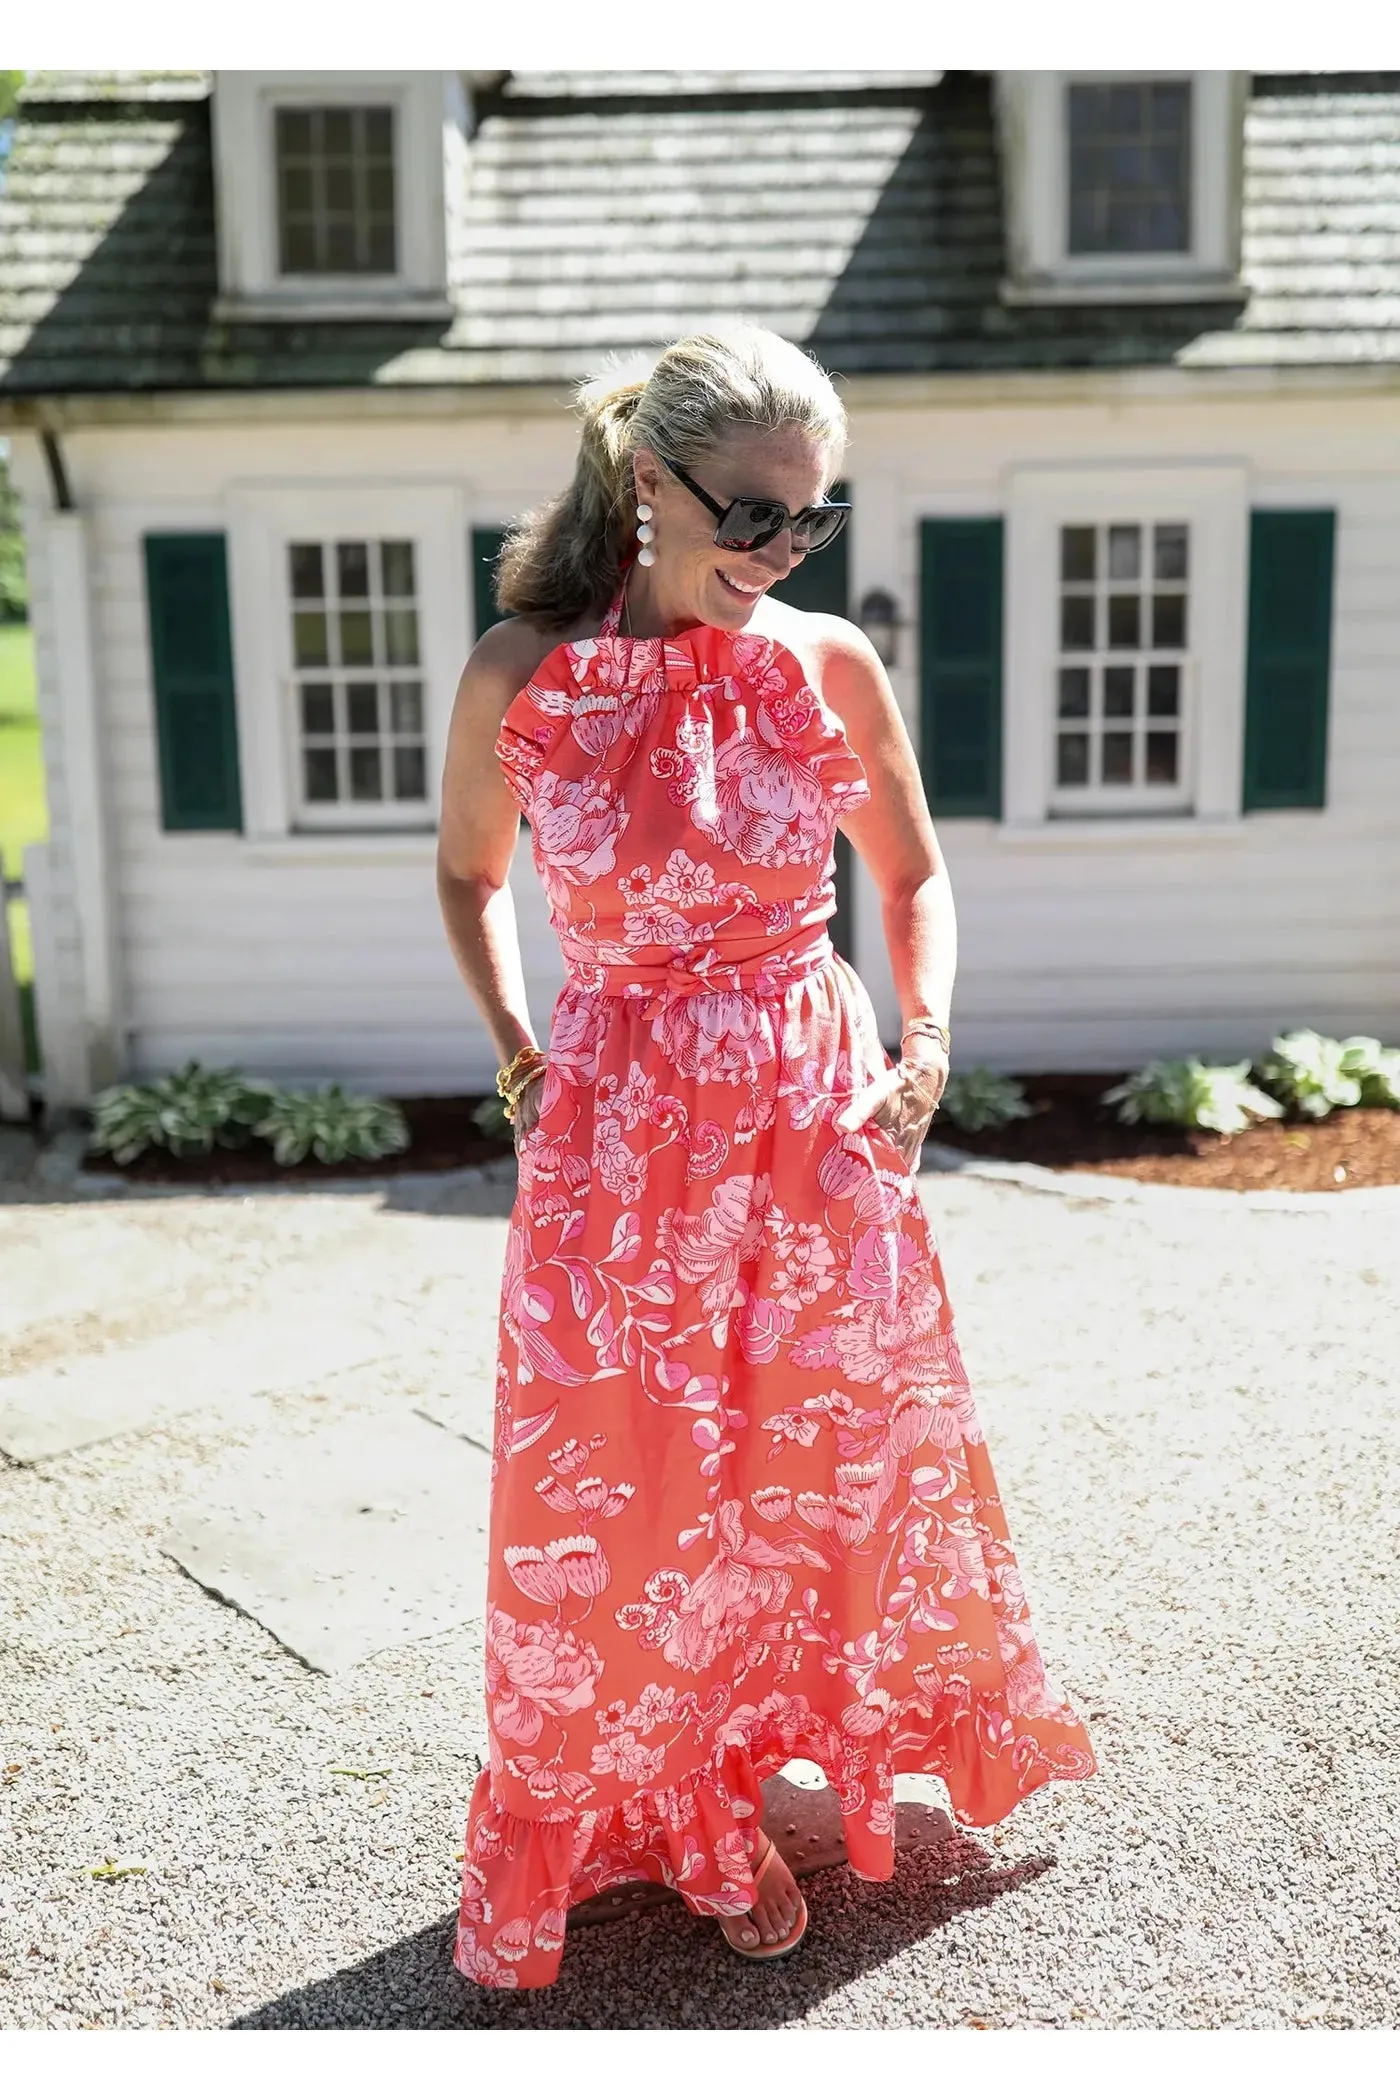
<box><xmin>456</xmin><ymin>593</ymin><xmax>1096</xmax><ymax>1989</ymax></box>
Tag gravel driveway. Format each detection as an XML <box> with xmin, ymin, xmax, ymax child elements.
<box><xmin>1</xmin><ymin>1146</ymin><xmax>1396</xmax><ymax>2030</ymax></box>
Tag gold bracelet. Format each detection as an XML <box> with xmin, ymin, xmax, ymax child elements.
<box><xmin>496</xmin><ymin>1044</ymin><xmax>545</xmax><ymax>1103</ymax></box>
<box><xmin>901</xmin><ymin>1018</ymin><xmax>951</xmax><ymax>1057</ymax></box>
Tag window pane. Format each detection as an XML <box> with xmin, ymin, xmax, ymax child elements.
<box><xmin>1154</xmin><ymin>524</ymin><xmax>1189</xmax><ymax>581</ymax></box>
<box><xmin>1146</xmin><ymin>731</ymin><xmax>1179</xmax><ymax>783</ymax></box>
<box><xmin>390</xmin><ymin>680</ymin><xmax>423</xmax><ymax>733</ymax></box>
<box><xmin>1058</xmin><ymin>666</ymin><xmax>1090</xmax><ymax>718</ymax></box>
<box><xmin>1104</xmin><ymin>665</ymin><xmax>1135</xmax><ymax>718</ymax></box>
<box><xmin>293</xmin><ymin>610</ymin><xmax>329</xmax><ymax>667</ymax></box>
<box><xmin>337</xmin><ymin>542</ymin><xmax>370</xmax><ymax>601</ymax></box>
<box><xmin>324</xmin><ymin>159</ymin><xmax>355</xmax><ymax>215</ymax></box>
<box><xmin>1152</xmin><ymin>593</ymin><xmax>1187</xmax><ymax>649</ymax></box>
<box><xmin>1061</xmin><ymin>593</ymin><xmax>1095</xmax><ymax>650</ymax></box>
<box><xmin>1060</xmin><ymin>526</ymin><xmax>1096</xmax><ymax>583</ymax></box>
<box><xmin>384</xmin><ymin>607</ymin><xmax>419</xmax><ymax>666</ymax></box>
<box><xmin>1107</xmin><ymin>525</ymin><xmax>1141</xmax><ymax>581</ymax></box>
<box><xmin>380</xmin><ymin>541</ymin><xmax>416</xmax><ymax>597</ymax></box>
<box><xmin>303</xmin><ymin>747</ymin><xmax>339</xmax><ymax>802</ymax></box>
<box><xmin>393</xmin><ymin>744</ymin><xmax>427</xmax><ymax>800</ymax></box>
<box><xmin>321</xmin><ymin>108</ymin><xmax>354</xmax><ymax>156</ymax></box>
<box><xmin>299</xmin><ymin>683</ymin><xmax>335</xmax><ymax>736</ymax></box>
<box><xmin>289</xmin><ymin>543</ymin><xmax>324</xmax><ymax>600</ymax></box>
<box><xmin>364</xmin><ymin>108</ymin><xmax>393</xmax><ymax>155</ymax></box>
<box><xmin>347</xmin><ymin>683</ymin><xmax>380</xmax><ymax>735</ymax></box>
<box><xmin>280</xmin><ymin>219</ymin><xmax>317</xmax><ymax>273</ymax></box>
<box><xmin>366</xmin><ymin>161</ymin><xmax>395</xmax><ymax>214</ymax></box>
<box><xmin>1057</xmin><ymin>732</ymin><xmax>1090</xmax><ymax>786</ymax></box>
<box><xmin>1148</xmin><ymin>663</ymin><xmax>1180</xmax><ymax>716</ymax></box>
<box><xmin>338</xmin><ymin>609</ymin><xmax>374</xmax><ymax>666</ymax></box>
<box><xmin>280</xmin><ymin>164</ymin><xmax>313</xmax><ymax>216</ymax></box>
<box><xmin>366</xmin><ymin>218</ymin><xmax>397</xmax><ymax>273</ymax></box>
<box><xmin>349</xmin><ymin>747</ymin><xmax>383</xmax><ymax>801</ymax></box>
<box><xmin>1102</xmin><ymin>731</ymin><xmax>1134</xmax><ymax>784</ymax></box>
<box><xmin>324</xmin><ymin>216</ymin><xmax>358</xmax><ymax>272</ymax></box>
<box><xmin>277</xmin><ymin>109</ymin><xmax>312</xmax><ymax>156</ymax></box>
<box><xmin>1108</xmin><ymin>594</ymin><xmax>1140</xmax><ymax>649</ymax></box>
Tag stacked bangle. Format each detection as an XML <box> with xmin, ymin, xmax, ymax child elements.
<box><xmin>496</xmin><ymin>1044</ymin><xmax>546</xmax><ymax>1122</ymax></box>
<box><xmin>901</xmin><ymin>1017</ymin><xmax>951</xmax><ymax>1058</ymax></box>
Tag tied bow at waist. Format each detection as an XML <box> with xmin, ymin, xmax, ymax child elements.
<box><xmin>565</xmin><ymin>927</ymin><xmax>839</xmax><ymax>1001</ymax></box>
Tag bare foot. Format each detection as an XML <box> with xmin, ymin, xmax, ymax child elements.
<box><xmin>719</xmin><ymin>1831</ymin><xmax>806</xmax><ymax>1954</ymax></box>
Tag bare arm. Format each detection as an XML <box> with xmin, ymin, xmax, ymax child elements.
<box><xmin>436</xmin><ymin>621</ymin><xmax>553</xmax><ymax>1131</ymax></box>
<box><xmin>816</xmin><ymin>620</ymin><xmax>957</xmax><ymax>1156</ymax></box>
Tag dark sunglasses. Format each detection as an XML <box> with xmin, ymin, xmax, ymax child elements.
<box><xmin>661</xmin><ymin>456</ymin><xmax>851</xmax><ymax>555</ymax></box>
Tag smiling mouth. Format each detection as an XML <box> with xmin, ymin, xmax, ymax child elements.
<box><xmin>717</xmin><ymin>570</ymin><xmax>768</xmax><ymax>599</ymax></box>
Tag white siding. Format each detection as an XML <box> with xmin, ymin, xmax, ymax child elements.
<box><xmin>9</xmin><ymin>460</ymin><xmax>92</xmax><ymax>1105</ymax></box>
<box><xmin>36</xmin><ymin>384</ymin><xmax>1400</xmax><ymax>1098</ymax></box>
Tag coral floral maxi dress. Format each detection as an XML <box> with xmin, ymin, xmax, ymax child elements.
<box><xmin>456</xmin><ymin>585</ymin><xmax>1095</xmax><ymax>1989</ymax></box>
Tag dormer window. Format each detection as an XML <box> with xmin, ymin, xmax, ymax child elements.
<box><xmin>275</xmin><ymin>106</ymin><xmax>397</xmax><ymax>276</ymax></box>
<box><xmin>211</xmin><ymin>71</ymin><xmax>462</xmax><ymax>322</ymax></box>
<box><xmin>1067</xmin><ymin>81</ymin><xmax>1191</xmax><ymax>257</ymax></box>
<box><xmin>997</xmin><ymin>71</ymin><xmax>1244</xmax><ymax>304</ymax></box>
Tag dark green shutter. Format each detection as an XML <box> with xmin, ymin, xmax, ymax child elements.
<box><xmin>472</xmin><ymin>525</ymin><xmax>508</xmax><ymax>642</ymax></box>
<box><xmin>1242</xmin><ymin>510</ymin><xmax>1336</xmax><ymax>811</ymax></box>
<box><xmin>919</xmin><ymin>518</ymin><xmax>1004</xmax><ymax>819</ymax></box>
<box><xmin>143</xmin><ymin>533</ymin><xmax>242</xmax><ymax>832</ymax></box>
<box><xmin>769</xmin><ymin>483</ymin><xmax>854</xmax><ymax>964</ymax></box>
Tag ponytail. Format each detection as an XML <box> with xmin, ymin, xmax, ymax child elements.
<box><xmin>494</xmin><ymin>375</ymin><xmax>647</xmax><ymax>629</ymax></box>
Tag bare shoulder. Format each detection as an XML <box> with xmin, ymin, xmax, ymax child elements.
<box><xmin>757</xmin><ymin>602</ymin><xmax>888</xmax><ymax>712</ymax></box>
<box><xmin>459</xmin><ymin>615</ymin><xmax>573</xmax><ymax>717</ymax></box>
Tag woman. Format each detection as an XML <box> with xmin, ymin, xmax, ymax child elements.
<box><xmin>437</xmin><ymin>325</ymin><xmax>1095</xmax><ymax>1990</ymax></box>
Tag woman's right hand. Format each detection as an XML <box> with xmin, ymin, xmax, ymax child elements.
<box><xmin>511</xmin><ymin>1070</ymin><xmax>547</xmax><ymax>1147</ymax></box>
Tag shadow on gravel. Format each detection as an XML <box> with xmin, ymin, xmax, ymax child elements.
<box><xmin>233</xmin><ymin>1838</ymin><xmax>1055</xmax><ymax>2030</ymax></box>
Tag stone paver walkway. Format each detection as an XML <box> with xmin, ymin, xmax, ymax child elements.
<box><xmin>1</xmin><ymin>1149</ymin><xmax>1396</xmax><ymax>2028</ymax></box>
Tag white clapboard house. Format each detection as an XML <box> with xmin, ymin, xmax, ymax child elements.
<box><xmin>1</xmin><ymin>69</ymin><xmax>1398</xmax><ymax>1108</ymax></box>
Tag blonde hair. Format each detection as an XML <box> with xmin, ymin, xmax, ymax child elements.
<box><xmin>494</xmin><ymin>324</ymin><xmax>847</xmax><ymax>629</ymax></box>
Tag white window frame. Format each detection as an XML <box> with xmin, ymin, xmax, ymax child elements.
<box><xmin>227</xmin><ymin>482</ymin><xmax>468</xmax><ymax>840</ymax></box>
<box><xmin>995</xmin><ymin>71</ymin><xmax>1246</xmax><ymax>304</ymax></box>
<box><xmin>211</xmin><ymin>72</ymin><xmax>457</xmax><ymax>321</ymax></box>
<box><xmin>1002</xmin><ymin>463</ymin><xmax>1249</xmax><ymax>833</ymax></box>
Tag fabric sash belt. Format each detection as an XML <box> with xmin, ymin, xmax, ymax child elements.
<box><xmin>565</xmin><ymin>926</ymin><xmax>838</xmax><ymax>1001</ymax></box>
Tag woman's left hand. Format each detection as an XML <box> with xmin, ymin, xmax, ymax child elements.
<box><xmin>834</xmin><ymin>1048</ymin><xmax>949</xmax><ymax>1168</ymax></box>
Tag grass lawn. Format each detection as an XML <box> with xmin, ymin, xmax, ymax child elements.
<box><xmin>0</xmin><ymin>623</ymin><xmax>45</xmax><ymax>1067</ymax></box>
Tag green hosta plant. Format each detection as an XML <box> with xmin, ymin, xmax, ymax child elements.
<box><xmin>936</xmin><ymin>1067</ymin><xmax>1034</xmax><ymax>1135</ymax></box>
<box><xmin>89</xmin><ymin>1060</ymin><xmax>276</xmax><ymax>1163</ymax></box>
<box><xmin>250</xmin><ymin>1084</ymin><xmax>410</xmax><ymax>1167</ymax></box>
<box><xmin>471</xmin><ymin>1094</ymin><xmax>513</xmax><ymax>1140</ymax></box>
<box><xmin>1257</xmin><ymin>1030</ymin><xmax>1400</xmax><ymax>1119</ymax></box>
<box><xmin>1102</xmin><ymin>1059</ymin><xmax>1284</xmax><ymax>1138</ymax></box>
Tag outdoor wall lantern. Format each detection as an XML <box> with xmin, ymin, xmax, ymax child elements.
<box><xmin>858</xmin><ymin>587</ymin><xmax>902</xmax><ymax>668</ymax></box>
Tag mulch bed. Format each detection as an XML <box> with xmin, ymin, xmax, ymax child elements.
<box><xmin>934</xmin><ymin>1071</ymin><xmax>1400</xmax><ymax>1193</ymax></box>
<box><xmin>80</xmin><ymin>1077</ymin><xmax>1400</xmax><ymax>1195</ymax></box>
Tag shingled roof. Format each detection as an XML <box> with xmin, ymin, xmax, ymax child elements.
<box><xmin>2</xmin><ymin>69</ymin><xmax>1398</xmax><ymax>397</ymax></box>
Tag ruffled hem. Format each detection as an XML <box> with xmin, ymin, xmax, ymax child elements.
<box><xmin>454</xmin><ymin>1704</ymin><xmax>1096</xmax><ymax>1989</ymax></box>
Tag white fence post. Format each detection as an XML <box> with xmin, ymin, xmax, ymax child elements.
<box><xmin>0</xmin><ymin>877</ymin><xmax>29</xmax><ymax>1121</ymax></box>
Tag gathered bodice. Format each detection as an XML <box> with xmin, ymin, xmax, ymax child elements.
<box><xmin>494</xmin><ymin>589</ymin><xmax>871</xmax><ymax>998</ymax></box>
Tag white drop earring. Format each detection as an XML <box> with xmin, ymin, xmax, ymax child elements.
<box><xmin>635</xmin><ymin>501</ymin><xmax>657</xmax><ymax>568</ymax></box>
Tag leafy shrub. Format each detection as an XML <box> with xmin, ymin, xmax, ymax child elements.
<box><xmin>936</xmin><ymin>1067</ymin><xmax>1034</xmax><ymax>1135</ymax></box>
<box><xmin>471</xmin><ymin>1094</ymin><xmax>512</xmax><ymax>1140</ymax></box>
<box><xmin>89</xmin><ymin>1060</ymin><xmax>276</xmax><ymax>1164</ymax></box>
<box><xmin>90</xmin><ymin>1060</ymin><xmax>411</xmax><ymax>1168</ymax></box>
<box><xmin>250</xmin><ymin>1084</ymin><xmax>410</xmax><ymax>1166</ymax></box>
<box><xmin>1102</xmin><ymin>1059</ymin><xmax>1284</xmax><ymax>1138</ymax></box>
<box><xmin>1256</xmin><ymin>1029</ymin><xmax>1400</xmax><ymax>1119</ymax></box>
